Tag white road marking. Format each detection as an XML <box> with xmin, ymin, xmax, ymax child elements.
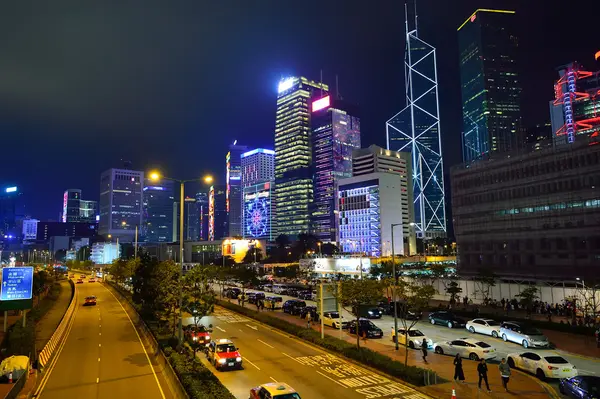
<box><xmin>239</xmin><ymin>329</ymin><xmax>243</xmax><ymax>333</ymax></box>
<box><xmin>96</xmin><ymin>378</ymin><xmax>99</xmax><ymax>383</ymax></box>
<box><xmin>216</xmin><ymin>326</ymin><xmax>226</xmax><ymax>332</ymax></box>
<box><xmin>316</xmin><ymin>370</ymin><xmax>348</xmax><ymax>388</ymax></box>
<box><xmin>282</xmin><ymin>352</ymin><xmax>304</xmax><ymax>364</ymax></box>
<box><xmin>244</xmin><ymin>357</ymin><xmax>261</xmax><ymax>370</ymax></box>
<box><xmin>98</xmin><ymin>358</ymin><xmax>100</xmax><ymax>362</ymax></box>
<box><xmin>245</xmin><ymin>324</ymin><xmax>258</xmax><ymax>331</ymax></box>
<box><xmin>99</xmin><ymin>332</ymin><xmax>101</xmax><ymax>336</ymax></box>
<box><xmin>257</xmin><ymin>339</ymin><xmax>274</xmax><ymax>348</ymax></box>
<box><xmin>99</xmin><ymin>344</ymin><xmax>101</xmax><ymax>347</ymax></box>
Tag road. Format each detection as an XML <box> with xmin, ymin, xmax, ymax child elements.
<box><xmin>35</xmin><ymin>277</ymin><xmax>167</xmax><ymax>399</ymax></box>
<box><xmin>186</xmin><ymin>306</ymin><xmax>431</xmax><ymax>399</ymax></box>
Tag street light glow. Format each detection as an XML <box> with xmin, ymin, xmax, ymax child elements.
<box><xmin>204</xmin><ymin>175</ymin><xmax>214</xmax><ymax>184</ymax></box>
<box><xmin>149</xmin><ymin>171</ymin><xmax>161</xmax><ymax>181</ymax></box>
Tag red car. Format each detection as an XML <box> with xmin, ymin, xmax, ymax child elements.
<box><xmin>184</xmin><ymin>324</ymin><xmax>211</xmax><ymax>347</ymax></box>
<box><xmin>206</xmin><ymin>339</ymin><xmax>242</xmax><ymax>371</ymax></box>
<box><xmin>76</xmin><ymin>279</ymin><xmax>84</xmax><ymax>284</ymax></box>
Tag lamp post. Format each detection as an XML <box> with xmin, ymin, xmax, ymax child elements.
<box><xmin>391</xmin><ymin>223</ymin><xmax>402</xmax><ymax>350</ymax></box>
<box><xmin>149</xmin><ymin>171</ymin><xmax>213</xmax><ymax>343</ymax></box>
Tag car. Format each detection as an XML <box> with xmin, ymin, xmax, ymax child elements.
<box><xmin>80</xmin><ymin>274</ymin><xmax>86</xmax><ymax>279</ymax></box>
<box><xmin>366</xmin><ymin>307</ymin><xmax>383</xmax><ymax>319</ymax></box>
<box><xmin>224</xmin><ymin>288</ymin><xmax>241</xmax><ymax>299</ymax></box>
<box><xmin>286</xmin><ymin>288</ymin><xmax>300</xmax><ymax>297</ymax></box>
<box><xmin>263</xmin><ymin>284</ymin><xmax>274</xmax><ymax>292</ymax></box>
<box><xmin>250</xmin><ymin>382</ymin><xmax>301</xmax><ymax>399</ymax></box>
<box><xmin>266</xmin><ymin>295</ymin><xmax>282</xmax><ymax>303</ymax></box>
<box><xmin>433</xmin><ymin>338</ymin><xmax>497</xmax><ymax>360</ymax></box>
<box><xmin>559</xmin><ymin>375</ymin><xmax>600</xmax><ymax>398</ymax></box>
<box><xmin>88</xmin><ymin>278</ymin><xmax>96</xmax><ymax>283</ymax></box>
<box><xmin>428</xmin><ymin>311</ymin><xmax>467</xmax><ymax>328</ymax></box>
<box><xmin>347</xmin><ymin>318</ymin><xmax>384</xmax><ymax>338</ymax></box>
<box><xmin>184</xmin><ymin>324</ymin><xmax>212</xmax><ymax>347</ymax></box>
<box><xmin>76</xmin><ymin>279</ymin><xmax>84</xmax><ymax>284</ymax></box>
<box><xmin>248</xmin><ymin>292</ymin><xmax>266</xmax><ymax>304</ymax></box>
<box><xmin>299</xmin><ymin>306</ymin><xmax>319</xmax><ymax>321</ymax></box>
<box><xmin>391</xmin><ymin>328</ymin><xmax>433</xmax><ymax>349</ymax></box>
<box><xmin>466</xmin><ymin>318</ymin><xmax>501</xmax><ymax>338</ymax></box>
<box><xmin>500</xmin><ymin>322</ymin><xmax>549</xmax><ymax>348</ymax></box>
<box><xmin>297</xmin><ymin>290</ymin><xmax>313</xmax><ymax>300</ymax></box>
<box><xmin>282</xmin><ymin>300</ymin><xmax>306</xmax><ymax>315</ymax></box>
<box><xmin>507</xmin><ymin>352</ymin><xmax>577</xmax><ymax>380</ymax></box>
<box><xmin>69</xmin><ymin>274</ymin><xmax>75</xmax><ymax>278</ymax></box>
<box><xmin>84</xmin><ymin>296</ymin><xmax>97</xmax><ymax>306</ymax></box>
<box><xmin>206</xmin><ymin>339</ymin><xmax>242</xmax><ymax>371</ymax></box>
<box><xmin>322</xmin><ymin>311</ymin><xmax>348</xmax><ymax>329</ymax></box>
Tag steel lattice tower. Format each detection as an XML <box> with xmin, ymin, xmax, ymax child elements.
<box><xmin>386</xmin><ymin>3</ymin><xmax>446</xmax><ymax>238</ymax></box>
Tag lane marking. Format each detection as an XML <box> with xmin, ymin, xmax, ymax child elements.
<box><xmin>316</xmin><ymin>370</ymin><xmax>348</xmax><ymax>388</ymax></box>
<box><xmin>282</xmin><ymin>352</ymin><xmax>304</xmax><ymax>364</ymax></box>
<box><xmin>245</xmin><ymin>324</ymin><xmax>258</xmax><ymax>331</ymax></box>
<box><xmin>99</xmin><ymin>344</ymin><xmax>101</xmax><ymax>347</ymax></box>
<box><xmin>99</xmin><ymin>325</ymin><xmax>101</xmax><ymax>328</ymax></box>
<box><xmin>216</xmin><ymin>326</ymin><xmax>226</xmax><ymax>332</ymax></box>
<box><xmin>99</xmin><ymin>332</ymin><xmax>102</xmax><ymax>336</ymax></box>
<box><xmin>104</xmin><ymin>285</ymin><xmax>167</xmax><ymax>399</ymax></box>
<box><xmin>239</xmin><ymin>329</ymin><xmax>243</xmax><ymax>333</ymax></box>
<box><xmin>98</xmin><ymin>358</ymin><xmax>100</xmax><ymax>362</ymax></box>
<box><xmin>96</xmin><ymin>378</ymin><xmax>99</xmax><ymax>383</ymax></box>
<box><xmin>244</xmin><ymin>357</ymin><xmax>261</xmax><ymax>370</ymax></box>
<box><xmin>257</xmin><ymin>339</ymin><xmax>274</xmax><ymax>349</ymax></box>
<box><xmin>270</xmin><ymin>376</ymin><xmax>277</xmax><ymax>383</ymax></box>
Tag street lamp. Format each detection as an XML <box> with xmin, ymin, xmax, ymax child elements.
<box><xmin>391</xmin><ymin>223</ymin><xmax>402</xmax><ymax>350</ymax></box>
<box><xmin>149</xmin><ymin>170</ymin><xmax>214</xmax><ymax>343</ymax></box>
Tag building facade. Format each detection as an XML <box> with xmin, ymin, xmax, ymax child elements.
<box><xmin>22</xmin><ymin>218</ymin><xmax>39</xmax><ymax>241</ymax></box>
<box><xmin>0</xmin><ymin>185</ymin><xmax>20</xmax><ymax>238</ymax></box>
<box><xmin>274</xmin><ymin>76</ymin><xmax>328</xmax><ymax>238</ymax></box>
<box><xmin>185</xmin><ymin>197</ymin><xmax>200</xmax><ymax>241</ymax></box>
<box><xmin>62</xmin><ymin>189</ymin><xmax>97</xmax><ymax>223</ymax></box>
<box><xmin>142</xmin><ymin>178</ymin><xmax>175</xmax><ymax>243</ymax></box>
<box><xmin>99</xmin><ymin>168</ymin><xmax>144</xmax><ymax>241</ymax></box>
<box><xmin>242</xmin><ymin>181</ymin><xmax>274</xmax><ymax>241</ymax></box>
<box><xmin>241</xmin><ymin>148</ymin><xmax>275</xmax><ymax>187</ymax></box>
<box><xmin>208</xmin><ymin>185</ymin><xmax>227</xmax><ymax>241</ymax></box>
<box><xmin>386</xmin><ymin>14</ymin><xmax>446</xmax><ymax>239</ymax></box>
<box><xmin>451</xmin><ymin>138</ymin><xmax>600</xmax><ymax>280</ymax></box>
<box><xmin>226</xmin><ymin>143</ymin><xmax>248</xmax><ymax>237</ymax></box>
<box><xmin>196</xmin><ymin>192</ymin><xmax>209</xmax><ymax>241</ymax></box>
<box><xmin>311</xmin><ymin>95</ymin><xmax>361</xmax><ymax>242</ymax></box>
<box><xmin>458</xmin><ymin>9</ymin><xmax>521</xmax><ymax>162</ymax></box>
<box><xmin>90</xmin><ymin>242</ymin><xmax>120</xmax><ymax>264</ymax></box>
<box><xmin>36</xmin><ymin>221</ymin><xmax>98</xmax><ymax>242</ymax></box>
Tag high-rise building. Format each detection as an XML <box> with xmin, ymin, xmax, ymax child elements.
<box><xmin>241</xmin><ymin>148</ymin><xmax>275</xmax><ymax>187</ymax></box>
<box><xmin>62</xmin><ymin>189</ymin><xmax>82</xmax><ymax>222</ymax></box>
<box><xmin>550</xmin><ymin>60</ymin><xmax>600</xmax><ymax>147</ymax></box>
<box><xmin>196</xmin><ymin>192</ymin><xmax>209</xmax><ymax>241</ymax></box>
<box><xmin>36</xmin><ymin>221</ymin><xmax>98</xmax><ymax>242</ymax></box>
<box><xmin>458</xmin><ymin>9</ymin><xmax>521</xmax><ymax>162</ymax></box>
<box><xmin>226</xmin><ymin>143</ymin><xmax>248</xmax><ymax>237</ymax></box>
<box><xmin>22</xmin><ymin>218</ymin><xmax>39</xmax><ymax>241</ymax></box>
<box><xmin>79</xmin><ymin>200</ymin><xmax>97</xmax><ymax>223</ymax></box>
<box><xmin>275</xmin><ymin>76</ymin><xmax>328</xmax><ymax>239</ymax></box>
<box><xmin>518</xmin><ymin>123</ymin><xmax>553</xmax><ymax>153</ymax></box>
<box><xmin>142</xmin><ymin>178</ymin><xmax>175</xmax><ymax>243</ymax></box>
<box><xmin>185</xmin><ymin>197</ymin><xmax>200</xmax><ymax>241</ymax></box>
<box><xmin>208</xmin><ymin>185</ymin><xmax>227</xmax><ymax>241</ymax></box>
<box><xmin>243</xmin><ymin>181</ymin><xmax>274</xmax><ymax>241</ymax></box>
<box><xmin>99</xmin><ymin>168</ymin><xmax>144</xmax><ymax>241</ymax></box>
<box><xmin>386</xmin><ymin>10</ymin><xmax>446</xmax><ymax>239</ymax></box>
<box><xmin>0</xmin><ymin>185</ymin><xmax>20</xmax><ymax>238</ymax></box>
<box><xmin>311</xmin><ymin>95</ymin><xmax>361</xmax><ymax>242</ymax></box>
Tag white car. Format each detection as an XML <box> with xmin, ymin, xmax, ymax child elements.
<box><xmin>322</xmin><ymin>312</ymin><xmax>348</xmax><ymax>329</ymax></box>
<box><xmin>507</xmin><ymin>352</ymin><xmax>577</xmax><ymax>380</ymax></box>
<box><xmin>466</xmin><ymin>318</ymin><xmax>501</xmax><ymax>338</ymax></box>
<box><xmin>391</xmin><ymin>328</ymin><xmax>433</xmax><ymax>349</ymax></box>
<box><xmin>433</xmin><ymin>338</ymin><xmax>497</xmax><ymax>361</ymax></box>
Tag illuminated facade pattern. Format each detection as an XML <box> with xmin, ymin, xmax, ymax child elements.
<box><xmin>458</xmin><ymin>9</ymin><xmax>521</xmax><ymax>162</ymax></box>
<box><xmin>142</xmin><ymin>179</ymin><xmax>175</xmax><ymax>243</ymax></box>
<box><xmin>386</xmin><ymin>17</ymin><xmax>447</xmax><ymax>239</ymax></box>
<box><xmin>243</xmin><ymin>181</ymin><xmax>273</xmax><ymax>240</ymax></box>
<box><xmin>274</xmin><ymin>76</ymin><xmax>328</xmax><ymax>238</ymax></box>
<box><xmin>550</xmin><ymin>62</ymin><xmax>600</xmax><ymax>146</ymax></box>
<box><xmin>99</xmin><ymin>168</ymin><xmax>144</xmax><ymax>240</ymax></box>
<box><xmin>338</xmin><ymin>183</ymin><xmax>381</xmax><ymax>257</ymax></box>
<box><xmin>226</xmin><ymin>143</ymin><xmax>248</xmax><ymax>237</ymax></box>
<box><xmin>311</xmin><ymin>96</ymin><xmax>360</xmax><ymax>242</ymax></box>
<box><xmin>208</xmin><ymin>185</ymin><xmax>227</xmax><ymax>241</ymax></box>
<box><xmin>241</xmin><ymin>148</ymin><xmax>275</xmax><ymax>187</ymax></box>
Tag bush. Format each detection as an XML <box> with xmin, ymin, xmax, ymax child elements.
<box><xmin>217</xmin><ymin>300</ymin><xmax>430</xmax><ymax>386</ymax></box>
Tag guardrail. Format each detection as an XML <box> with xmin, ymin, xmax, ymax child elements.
<box><xmin>4</xmin><ymin>364</ymin><xmax>29</xmax><ymax>399</ymax></box>
<box><xmin>37</xmin><ymin>281</ymin><xmax>77</xmax><ymax>369</ymax></box>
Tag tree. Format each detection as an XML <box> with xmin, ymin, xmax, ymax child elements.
<box><xmin>474</xmin><ymin>268</ymin><xmax>497</xmax><ymax>303</ymax></box>
<box><xmin>369</xmin><ymin>261</ymin><xmax>394</xmax><ymax>280</ymax></box>
<box><xmin>320</xmin><ymin>243</ymin><xmax>339</xmax><ymax>256</ymax></box>
<box><xmin>445</xmin><ymin>281</ymin><xmax>462</xmax><ymax>305</ymax></box>
<box><xmin>516</xmin><ymin>286</ymin><xmax>539</xmax><ymax>316</ymax></box>
<box><xmin>77</xmin><ymin>246</ymin><xmax>90</xmax><ymax>261</ymax></box>
<box><xmin>242</xmin><ymin>247</ymin><xmax>263</xmax><ymax>264</ymax></box>
<box><xmin>32</xmin><ymin>270</ymin><xmax>52</xmax><ymax>304</ymax></box>
<box><xmin>334</xmin><ymin>279</ymin><xmax>385</xmax><ymax>348</ymax></box>
<box><xmin>229</xmin><ymin>265</ymin><xmax>258</xmax><ymax>307</ymax></box>
<box><xmin>206</xmin><ymin>265</ymin><xmax>232</xmax><ymax>298</ymax></box>
<box><xmin>54</xmin><ymin>249</ymin><xmax>66</xmax><ymax>262</ymax></box>
<box><xmin>275</xmin><ymin>234</ymin><xmax>291</xmax><ymax>249</ymax></box>
<box><xmin>183</xmin><ymin>265</ymin><xmax>217</xmax><ymax>355</ymax></box>
<box><xmin>395</xmin><ymin>281</ymin><xmax>436</xmax><ymax>365</ymax></box>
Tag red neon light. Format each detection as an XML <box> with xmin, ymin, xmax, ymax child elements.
<box><xmin>312</xmin><ymin>95</ymin><xmax>331</xmax><ymax>112</ymax></box>
<box><xmin>471</xmin><ymin>14</ymin><xmax>476</xmax><ymax>22</ymax></box>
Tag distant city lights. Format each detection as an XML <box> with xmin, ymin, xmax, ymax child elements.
<box><xmin>5</xmin><ymin>186</ymin><xmax>17</xmax><ymax>193</ymax></box>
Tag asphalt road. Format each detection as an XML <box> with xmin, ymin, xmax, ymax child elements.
<box><xmin>36</xmin><ymin>278</ymin><xmax>167</xmax><ymax>399</ymax></box>
<box><xmin>186</xmin><ymin>306</ymin><xmax>432</xmax><ymax>399</ymax></box>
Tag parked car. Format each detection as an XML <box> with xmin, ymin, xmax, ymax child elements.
<box><xmin>507</xmin><ymin>352</ymin><xmax>577</xmax><ymax>380</ymax></box>
<box><xmin>500</xmin><ymin>322</ymin><xmax>549</xmax><ymax>348</ymax></box>
<box><xmin>297</xmin><ymin>290</ymin><xmax>313</xmax><ymax>300</ymax></box>
<box><xmin>266</xmin><ymin>296</ymin><xmax>283</xmax><ymax>303</ymax></box>
<box><xmin>559</xmin><ymin>375</ymin><xmax>600</xmax><ymax>398</ymax></box>
<box><xmin>286</xmin><ymin>288</ymin><xmax>300</xmax><ymax>297</ymax></box>
<box><xmin>433</xmin><ymin>338</ymin><xmax>497</xmax><ymax>360</ymax></box>
<box><xmin>365</xmin><ymin>307</ymin><xmax>383</xmax><ymax>319</ymax></box>
<box><xmin>224</xmin><ymin>288</ymin><xmax>241</xmax><ymax>299</ymax></box>
<box><xmin>322</xmin><ymin>311</ymin><xmax>349</xmax><ymax>329</ymax></box>
<box><xmin>391</xmin><ymin>328</ymin><xmax>433</xmax><ymax>349</ymax></box>
<box><xmin>206</xmin><ymin>339</ymin><xmax>242</xmax><ymax>371</ymax></box>
<box><xmin>347</xmin><ymin>319</ymin><xmax>383</xmax><ymax>338</ymax></box>
<box><xmin>428</xmin><ymin>311</ymin><xmax>467</xmax><ymax>328</ymax></box>
<box><xmin>466</xmin><ymin>318</ymin><xmax>501</xmax><ymax>338</ymax></box>
<box><xmin>300</xmin><ymin>306</ymin><xmax>319</xmax><ymax>321</ymax></box>
<box><xmin>282</xmin><ymin>300</ymin><xmax>306</xmax><ymax>315</ymax></box>
<box><xmin>248</xmin><ymin>292</ymin><xmax>266</xmax><ymax>304</ymax></box>
<box><xmin>263</xmin><ymin>284</ymin><xmax>274</xmax><ymax>292</ymax></box>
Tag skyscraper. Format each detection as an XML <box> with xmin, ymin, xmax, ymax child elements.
<box><xmin>311</xmin><ymin>95</ymin><xmax>361</xmax><ymax>242</ymax></box>
<box><xmin>62</xmin><ymin>189</ymin><xmax>97</xmax><ymax>223</ymax></box>
<box><xmin>142</xmin><ymin>178</ymin><xmax>175</xmax><ymax>243</ymax></box>
<box><xmin>241</xmin><ymin>148</ymin><xmax>275</xmax><ymax>187</ymax></box>
<box><xmin>99</xmin><ymin>168</ymin><xmax>144</xmax><ymax>241</ymax></box>
<box><xmin>386</xmin><ymin>7</ymin><xmax>447</xmax><ymax>239</ymax></box>
<box><xmin>79</xmin><ymin>200</ymin><xmax>97</xmax><ymax>223</ymax></box>
<box><xmin>185</xmin><ymin>197</ymin><xmax>200</xmax><ymax>241</ymax></box>
<box><xmin>274</xmin><ymin>76</ymin><xmax>328</xmax><ymax>238</ymax></box>
<box><xmin>458</xmin><ymin>9</ymin><xmax>521</xmax><ymax>162</ymax></box>
<box><xmin>241</xmin><ymin>148</ymin><xmax>275</xmax><ymax>241</ymax></box>
<box><xmin>208</xmin><ymin>185</ymin><xmax>227</xmax><ymax>241</ymax></box>
<box><xmin>0</xmin><ymin>185</ymin><xmax>20</xmax><ymax>238</ymax></box>
<box><xmin>226</xmin><ymin>142</ymin><xmax>248</xmax><ymax>237</ymax></box>
<box><xmin>196</xmin><ymin>192</ymin><xmax>209</xmax><ymax>241</ymax></box>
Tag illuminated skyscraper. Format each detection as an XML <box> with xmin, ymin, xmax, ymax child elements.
<box><xmin>458</xmin><ymin>9</ymin><xmax>521</xmax><ymax>162</ymax></box>
<box><xmin>208</xmin><ymin>185</ymin><xmax>227</xmax><ymax>241</ymax></box>
<box><xmin>241</xmin><ymin>148</ymin><xmax>275</xmax><ymax>187</ymax></box>
<box><xmin>241</xmin><ymin>148</ymin><xmax>275</xmax><ymax>241</ymax></box>
<box><xmin>386</xmin><ymin>7</ymin><xmax>447</xmax><ymax>239</ymax></box>
<box><xmin>99</xmin><ymin>168</ymin><xmax>144</xmax><ymax>241</ymax></box>
<box><xmin>142</xmin><ymin>178</ymin><xmax>175</xmax><ymax>243</ymax></box>
<box><xmin>62</xmin><ymin>189</ymin><xmax>97</xmax><ymax>223</ymax></box>
<box><xmin>274</xmin><ymin>77</ymin><xmax>328</xmax><ymax>238</ymax></box>
<box><xmin>196</xmin><ymin>192</ymin><xmax>209</xmax><ymax>241</ymax></box>
<box><xmin>226</xmin><ymin>142</ymin><xmax>248</xmax><ymax>237</ymax></box>
<box><xmin>311</xmin><ymin>95</ymin><xmax>360</xmax><ymax>242</ymax></box>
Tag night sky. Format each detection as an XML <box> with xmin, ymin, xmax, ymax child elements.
<box><xmin>1</xmin><ymin>0</ymin><xmax>597</xmax><ymax>220</ymax></box>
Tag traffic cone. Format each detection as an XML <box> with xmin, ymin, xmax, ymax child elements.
<box><xmin>451</xmin><ymin>387</ymin><xmax>456</xmax><ymax>399</ymax></box>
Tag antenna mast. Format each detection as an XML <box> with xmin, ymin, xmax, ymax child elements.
<box><xmin>414</xmin><ymin>0</ymin><xmax>418</xmax><ymax>34</ymax></box>
<box><xmin>404</xmin><ymin>2</ymin><xmax>408</xmax><ymax>36</ymax></box>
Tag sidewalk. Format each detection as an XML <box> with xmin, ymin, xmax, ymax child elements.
<box><xmin>261</xmin><ymin>309</ymin><xmax>554</xmax><ymax>399</ymax></box>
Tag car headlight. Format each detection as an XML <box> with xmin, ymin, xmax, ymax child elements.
<box><xmin>236</xmin><ymin>357</ymin><xmax>242</xmax><ymax>362</ymax></box>
<box><xmin>205</xmin><ymin>335</ymin><xmax>210</xmax><ymax>340</ymax></box>
<box><xmin>192</xmin><ymin>337</ymin><xmax>197</xmax><ymax>341</ymax></box>
<box><xmin>368</xmin><ymin>311</ymin><xmax>373</xmax><ymax>314</ymax></box>
<box><xmin>218</xmin><ymin>359</ymin><xmax>227</xmax><ymax>364</ymax></box>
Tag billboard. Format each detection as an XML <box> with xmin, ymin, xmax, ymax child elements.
<box><xmin>299</xmin><ymin>257</ymin><xmax>371</xmax><ymax>276</ymax></box>
<box><xmin>243</xmin><ymin>182</ymin><xmax>272</xmax><ymax>240</ymax></box>
<box><xmin>208</xmin><ymin>186</ymin><xmax>215</xmax><ymax>241</ymax></box>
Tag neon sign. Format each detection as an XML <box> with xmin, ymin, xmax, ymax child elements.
<box><xmin>5</xmin><ymin>187</ymin><xmax>17</xmax><ymax>193</ymax></box>
<box><xmin>62</xmin><ymin>192</ymin><xmax>68</xmax><ymax>222</ymax></box>
<box><xmin>312</xmin><ymin>95</ymin><xmax>331</xmax><ymax>112</ymax></box>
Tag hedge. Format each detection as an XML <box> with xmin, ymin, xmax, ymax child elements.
<box><xmin>217</xmin><ymin>300</ymin><xmax>434</xmax><ymax>387</ymax></box>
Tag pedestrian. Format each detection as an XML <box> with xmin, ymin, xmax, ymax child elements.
<box><xmin>256</xmin><ymin>300</ymin><xmax>261</xmax><ymax>312</ymax></box>
<box><xmin>595</xmin><ymin>327</ymin><xmax>600</xmax><ymax>348</ymax></box>
<box><xmin>271</xmin><ymin>301</ymin><xmax>275</xmax><ymax>311</ymax></box>
<box><xmin>453</xmin><ymin>354</ymin><xmax>465</xmax><ymax>383</ymax></box>
<box><xmin>421</xmin><ymin>338</ymin><xmax>428</xmax><ymax>363</ymax></box>
<box><xmin>477</xmin><ymin>358</ymin><xmax>491</xmax><ymax>392</ymax></box>
<box><xmin>306</xmin><ymin>313</ymin><xmax>312</xmax><ymax>329</ymax></box>
<box><xmin>499</xmin><ymin>358</ymin><xmax>511</xmax><ymax>392</ymax></box>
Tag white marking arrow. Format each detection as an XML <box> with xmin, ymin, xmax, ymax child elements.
<box><xmin>245</xmin><ymin>324</ymin><xmax>258</xmax><ymax>331</ymax></box>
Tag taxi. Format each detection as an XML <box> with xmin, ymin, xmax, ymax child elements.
<box><xmin>76</xmin><ymin>279</ymin><xmax>84</xmax><ymax>284</ymax></box>
<box><xmin>80</xmin><ymin>274</ymin><xmax>86</xmax><ymax>279</ymax></box>
<box><xmin>206</xmin><ymin>339</ymin><xmax>242</xmax><ymax>371</ymax></box>
<box><xmin>184</xmin><ymin>324</ymin><xmax>212</xmax><ymax>347</ymax></box>
<box><xmin>250</xmin><ymin>382</ymin><xmax>301</xmax><ymax>399</ymax></box>
<box><xmin>84</xmin><ymin>296</ymin><xmax>97</xmax><ymax>306</ymax></box>
<box><xmin>89</xmin><ymin>278</ymin><xmax>96</xmax><ymax>283</ymax></box>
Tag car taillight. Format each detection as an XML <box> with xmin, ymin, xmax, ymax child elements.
<box><xmin>548</xmin><ymin>366</ymin><xmax>558</xmax><ymax>370</ymax></box>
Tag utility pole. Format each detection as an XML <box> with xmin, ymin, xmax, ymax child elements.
<box><xmin>391</xmin><ymin>223</ymin><xmax>401</xmax><ymax>350</ymax></box>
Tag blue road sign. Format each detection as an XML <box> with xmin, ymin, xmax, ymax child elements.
<box><xmin>1</xmin><ymin>267</ymin><xmax>34</xmax><ymax>301</ymax></box>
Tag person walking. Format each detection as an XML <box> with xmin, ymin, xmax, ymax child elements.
<box><xmin>453</xmin><ymin>354</ymin><xmax>465</xmax><ymax>383</ymax></box>
<box><xmin>306</xmin><ymin>312</ymin><xmax>312</xmax><ymax>329</ymax></box>
<box><xmin>499</xmin><ymin>358</ymin><xmax>511</xmax><ymax>392</ymax></box>
<box><xmin>421</xmin><ymin>338</ymin><xmax>428</xmax><ymax>363</ymax></box>
<box><xmin>477</xmin><ymin>358</ymin><xmax>491</xmax><ymax>392</ymax></box>
<box><xmin>595</xmin><ymin>326</ymin><xmax>600</xmax><ymax>348</ymax></box>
